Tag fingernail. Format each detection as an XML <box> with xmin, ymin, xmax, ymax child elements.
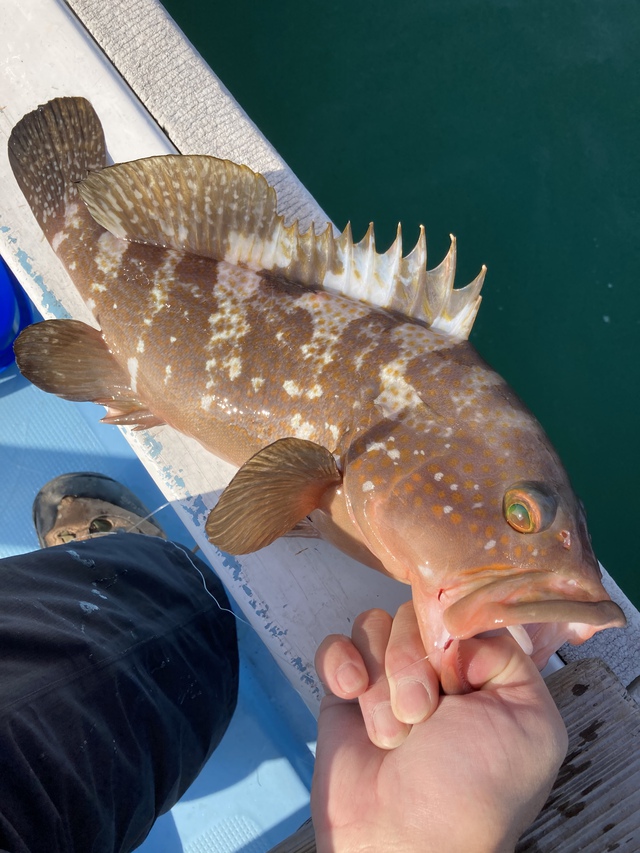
<box><xmin>371</xmin><ymin>701</ymin><xmax>408</xmax><ymax>747</ymax></box>
<box><xmin>335</xmin><ymin>661</ymin><xmax>366</xmax><ymax>695</ymax></box>
<box><xmin>395</xmin><ymin>677</ymin><xmax>432</xmax><ymax>723</ymax></box>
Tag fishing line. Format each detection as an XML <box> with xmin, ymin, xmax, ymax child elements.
<box><xmin>163</xmin><ymin>540</ymin><xmax>251</xmax><ymax>626</ymax></box>
<box><xmin>124</xmin><ymin>505</ymin><xmax>533</xmax><ymax>688</ymax></box>
<box><xmin>124</xmin><ymin>501</ymin><xmax>172</xmax><ymax>532</ymax></box>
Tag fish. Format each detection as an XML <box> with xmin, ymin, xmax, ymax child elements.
<box><xmin>9</xmin><ymin>97</ymin><xmax>625</xmax><ymax>681</ymax></box>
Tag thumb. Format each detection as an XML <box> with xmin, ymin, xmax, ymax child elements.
<box><xmin>440</xmin><ymin>634</ymin><xmax>547</xmax><ymax>695</ymax></box>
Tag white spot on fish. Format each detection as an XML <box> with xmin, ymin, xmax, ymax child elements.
<box><xmin>86</xmin><ymin>298</ymin><xmax>96</xmax><ymax>312</ymax></box>
<box><xmin>170</xmin><ymin>336</ymin><xmax>177</xmax><ymax>343</ymax></box>
<box><xmin>225</xmin><ymin>356</ymin><xmax>242</xmax><ymax>380</ymax></box>
<box><xmin>79</xmin><ymin>601</ymin><xmax>100</xmax><ymax>614</ymax></box>
<box><xmin>484</xmin><ymin>539</ymin><xmax>497</xmax><ymax>550</ymax></box>
<box><xmin>362</xmin><ymin>480</ymin><xmax>375</xmax><ymax>492</ymax></box>
<box><xmin>200</xmin><ymin>395</ymin><xmax>214</xmax><ymax>412</ymax></box>
<box><xmin>434</xmin><ymin>472</ymin><xmax>444</xmax><ymax>481</ymax></box>
<box><xmin>52</xmin><ymin>230</ymin><xmax>68</xmax><ymax>251</ymax></box>
<box><xmin>251</xmin><ymin>377</ymin><xmax>265</xmax><ymax>391</ymax></box>
<box><xmin>450</xmin><ymin>484</ymin><xmax>458</xmax><ymax>490</ymax></box>
<box><xmin>91</xmin><ymin>588</ymin><xmax>108</xmax><ymax>600</ymax></box>
<box><xmin>367</xmin><ymin>441</ymin><xmax>387</xmax><ymax>454</ymax></box>
<box><xmin>94</xmin><ymin>230</ymin><xmax>127</xmax><ymax>278</ymax></box>
<box><xmin>443</xmin><ymin>506</ymin><xmax>453</xmax><ymax>514</ymax></box>
<box><xmin>136</xmin><ymin>339</ymin><xmax>145</xmax><ymax>354</ymax></box>
<box><xmin>388</xmin><ymin>448</ymin><xmax>400</xmax><ymax>460</ymax></box>
<box><xmin>290</xmin><ymin>413</ymin><xmax>316</xmax><ymax>440</ymax></box>
<box><xmin>164</xmin><ymin>365</ymin><xmax>172</xmax><ymax>385</ymax></box>
<box><xmin>472</xmin><ymin>502</ymin><xmax>484</xmax><ymax>509</ymax></box>
<box><xmin>283</xmin><ymin>380</ymin><xmax>303</xmax><ymax>397</ymax></box>
<box><xmin>307</xmin><ymin>384</ymin><xmax>323</xmax><ymax>399</ymax></box>
<box><xmin>128</xmin><ymin>357</ymin><xmax>138</xmax><ymax>394</ymax></box>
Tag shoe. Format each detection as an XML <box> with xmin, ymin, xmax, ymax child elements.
<box><xmin>33</xmin><ymin>472</ymin><xmax>166</xmax><ymax>548</ymax></box>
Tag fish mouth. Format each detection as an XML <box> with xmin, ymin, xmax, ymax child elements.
<box><xmin>442</xmin><ymin>571</ymin><xmax>627</xmax><ymax>644</ymax></box>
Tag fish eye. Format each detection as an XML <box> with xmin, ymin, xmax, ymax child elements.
<box><xmin>503</xmin><ymin>481</ymin><xmax>558</xmax><ymax>534</ymax></box>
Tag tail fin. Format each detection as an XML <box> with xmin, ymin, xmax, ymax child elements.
<box><xmin>8</xmin><ymin>97</ymin><xmax>106</xmax><ymax>240</ymax></box>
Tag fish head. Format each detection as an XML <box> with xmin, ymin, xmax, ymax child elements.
<box><xmin>342</xmin><ymin>370</ymin><xmax>626</xmax><ymax>671</ymax></box>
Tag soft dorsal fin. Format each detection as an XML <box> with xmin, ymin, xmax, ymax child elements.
<box><xmin>78</xmin><ymin>156</ymin><xmax>485</xmax><ymax>339</ymax></box>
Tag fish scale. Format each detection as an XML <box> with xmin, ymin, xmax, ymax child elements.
<box><xmin>8</xmin><ymin>96</ymin><xmax>625</xmax><ymax>682</ymax></box>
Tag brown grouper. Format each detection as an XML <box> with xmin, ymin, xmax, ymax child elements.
<box><xmin>9</xmin><ymin>97</ymin><xmax>625</xmax><ymax>681</ymax></box>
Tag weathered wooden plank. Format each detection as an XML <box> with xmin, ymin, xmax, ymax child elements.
<box><xmin>267</xmin><ymin>818</ymin><xmax>315</xmax><ymax>853</ymax></box>
<box><xmin>269</xmin><ymin>659</ymin><xmax>640</xmax><ymax>852</ymax></box>
<box><xmin>516</xmin><ymin>658</ymin><xmax>640</xmax><ymax>852</ymax></box>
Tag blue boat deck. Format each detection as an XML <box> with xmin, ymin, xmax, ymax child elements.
<box><xmin>0</xmin><ymin>334</ymin><xmax>315</xmax><ymax>852</ymax></box>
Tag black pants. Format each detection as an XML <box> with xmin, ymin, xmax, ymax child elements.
<box><xmin>0</xmin><ymin>533</ymin><xmax>239</xmax><ymax>853</ymax></box>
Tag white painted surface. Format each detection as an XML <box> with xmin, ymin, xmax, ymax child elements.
<box><xmin>0</xmin><ymin>0</ymin><xmax>410</xmax><ymax>715</ymax></box>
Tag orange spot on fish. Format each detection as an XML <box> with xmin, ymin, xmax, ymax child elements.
<box><xmin>432</xmin><ymin>505</ymin><xmax>444</xmax><ymax>519</ymax></box>
<box><xmin>450</xmin><ymin>512</ymin><xmax>462</xmax><ymax>524</ymax></box>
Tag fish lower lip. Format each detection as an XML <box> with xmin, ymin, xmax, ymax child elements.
<box><xmin>443</xmin><ymin>574</ymin><xmax>627</xmax><ymax>640</ymax></box>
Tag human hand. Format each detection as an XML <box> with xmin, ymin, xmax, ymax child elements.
<box><xmin>311</xmin><ymin>602</ymin><xmax>568</xmax><ymax>853</ymax></box>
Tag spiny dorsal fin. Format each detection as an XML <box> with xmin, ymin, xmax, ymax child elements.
<box><xmin>78</xmin><ymin>156</ymin><xmax>485</xmax><ymax>340</ymax></box>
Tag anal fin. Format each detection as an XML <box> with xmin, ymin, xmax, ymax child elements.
<box><xmin>206</xmin><ymin>437</ymin><xmax>342</xmax><ymax>554</ymax></box>
<box><xmin>14</xmin><ymin>319</ymin><xmax>160</xmax><ymax>430</ymax></box>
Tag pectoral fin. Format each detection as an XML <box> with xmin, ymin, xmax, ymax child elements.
<box><xmin>14</xmin><ymin>319</ymin><xmax>161</xmax><ymax>430</ymax></box>
<box><xmin>206</xmin><ymin>437</ymin><xmax>342</xmax><ymax>554</ymax></box>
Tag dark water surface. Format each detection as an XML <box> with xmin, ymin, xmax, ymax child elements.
<box><xmin>162</xmin><ymin>0</ymin><xmax>640</xmax><ymax>607</ymax></box>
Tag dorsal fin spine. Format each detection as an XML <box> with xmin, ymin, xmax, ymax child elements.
<box><xmin>79</xmin><ymin>154</ymin><xmax>485</xmax><ymax>340</ymax></box>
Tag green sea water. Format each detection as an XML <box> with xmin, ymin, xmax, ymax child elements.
<box><xmin>162</xmin><ymin>0</ymin><xmax>640</xmax><ymax>608</ymax></box>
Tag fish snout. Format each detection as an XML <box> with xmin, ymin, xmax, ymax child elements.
<box><xmin>440</xmin><ymin>571</ymin><xmax>626</xmax><ymax>664</ymax></box>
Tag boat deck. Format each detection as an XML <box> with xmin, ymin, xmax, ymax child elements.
<box><xmin>0</xmin><ymin>339</ymin><xmax>315</xmax><ymax>852</ymax></box>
